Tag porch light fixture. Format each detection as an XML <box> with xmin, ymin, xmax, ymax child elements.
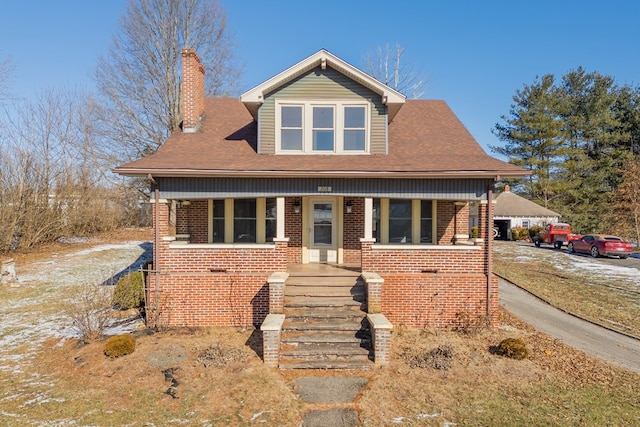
<box><xmin>346</xmin><ymin>201</ymin><xmax>353</xmax><ymax>213</ymax></box>
<box><xmin>294</xmin><ymin>199</ymin><xmax>301</xmax><ymax>213</ymax></box>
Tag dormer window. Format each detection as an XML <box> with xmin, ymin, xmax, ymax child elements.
<box><xmin>276</xmin><ymin>101</ymin><xmax>369</xmax><ymax>154</ymax></box>
<box><xmin>312</xmin><ymin>106</ymin><xmax>334</xmax><ymax>151</ymax></box>
<box><xmin>344</xmin><ymin>106</ymin><xmax>366</xmax><ymax>151</ymax></box>
<box><xmin>281</xmin><ymin>106</ymin><xmax>303</xmax><ymax>150</ymax></box>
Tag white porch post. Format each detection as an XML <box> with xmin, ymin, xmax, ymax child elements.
<box><xmin>364</xmin><ymin>197</ymin><xmax>373</xmax><ymax>240</ymax></box>
<box><xmin>276</xmin><ymin>197</ymin><xmax>286</xmax><ymax>239</ymax></box>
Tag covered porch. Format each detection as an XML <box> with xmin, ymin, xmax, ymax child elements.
<box><xmin>144</xmin><ymin>176</ymin><xmax>497</xmax><ymax>334</ymax></box>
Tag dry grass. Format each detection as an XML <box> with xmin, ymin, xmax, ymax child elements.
<box><xmin>1</xmin><ymin>232</ymin><xmax>639</xmax><ymax>425</ymax></box>
<box><xmin>359</xmin><ymin>311</ymin><xmax>640</xmax><ymax>426</ymax></box>
<box><xmin>0</xmin><ymin>311</ymin><xmax>634</xmax><ymax>426</ymax></box>
<box><xmin>494</xmin><ymin>242</ymin><xmax>640</xmax><ymax>337</ymax></box>
<box><xmin>23</xmin><ymin>328</ymin><xmax>303</xmax><ymax>426</ymax></box>
<box><xmin>5</xmin><ymin>227</ymin><xmax>153</xmax><ymax>265</ymax></box>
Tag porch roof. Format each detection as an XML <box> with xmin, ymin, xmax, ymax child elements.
<box><xmin>114</xmin><ymin>98</ymin><xmax>526</xmax><ymax>179</ymax></box>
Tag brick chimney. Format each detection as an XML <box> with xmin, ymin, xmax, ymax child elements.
<box><xmin>181</xmin><ymin>48</ymin><xmax>205</xmax><ymax>133</ymax></box>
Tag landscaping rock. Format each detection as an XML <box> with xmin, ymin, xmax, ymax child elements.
<box><xmin>147</xmin><ymin>344</ymin><xmax>188</xmax><ymax>368</ymax></box>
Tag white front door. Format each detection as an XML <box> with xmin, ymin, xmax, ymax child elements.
<box><xmin>308</xmin><ymin>198</ymin><xmax>338</xmax><ymax>263</ymax></box>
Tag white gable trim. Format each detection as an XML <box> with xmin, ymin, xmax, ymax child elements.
<box><xmin>240</xmin><ymin>49</ymin><xmax>406</xmax><ymax>121</ymax></box>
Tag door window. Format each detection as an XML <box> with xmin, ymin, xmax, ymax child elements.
<box><xmin>313</xmin><ymin>203</ymin><xmax>333</xmax><ymax>245</ymax></box>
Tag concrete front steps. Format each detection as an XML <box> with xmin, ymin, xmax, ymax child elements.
<box><xmin>278</xmin><ymin>273</ymin><xmax>374</xmax><ymax>370</ymax></box>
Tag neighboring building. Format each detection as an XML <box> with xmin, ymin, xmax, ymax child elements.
<box><xmin>493</xmin><ymin>186</ymin><xmax>561</xmax><ymax>240</ymax></box>
<box><xmin>114</xmin><ymin>49</ymin><xmax>526</xmax><ymax>367</ymax></box>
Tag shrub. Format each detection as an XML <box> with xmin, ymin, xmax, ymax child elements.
<box><xmin>528</xmin><ymin>226</ymin><xmax>543</xmax><ymax>239</ymax></box>
<box><xmin>112</xmin><ymin>271</ymin><xmax>144</xmax><ymax>309</ymax></box>
<box><xmin>511</xmin><ymin>227</ymin><xmax>529</xmax><ymax>241</ymax></box>
<box><xmin>66</xmin><ymin>284</ymin><xmax>113</xmax><ymax>342</ymax></box>
<box><xmin>104</xmin><ymin>334</ymin><xmax>136</xmax><ymax>358</ymax></box>
<box><xmin>496</xmin><ymin>337</ymin><xmax>528</xmax><ymax>360</ymax></box>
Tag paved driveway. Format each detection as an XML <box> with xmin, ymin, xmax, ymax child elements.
<box><xmin>499</xmin><ymin>278</ymin><xmax>640</xmax><ymax>374</ymax></box>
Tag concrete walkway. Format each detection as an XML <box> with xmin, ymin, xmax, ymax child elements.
<box><xmin>293</xmin><ymin>376</ymin><xmax>368</xmax><ymax>427</ymax></box>
<box><xmin>499</xmin><ymin>278</ymin><xmax>640</xmax><ymax>374</ymax></box>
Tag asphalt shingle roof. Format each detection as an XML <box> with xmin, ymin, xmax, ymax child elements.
<box><xmin>494</xmin><ymin>191</ymin><xmax>561</xmax><ymax>217</ymax></box>
<box><xmin>115</xmin><ymin>98</ymin><xmax>526</xmax><ymax>178</ymax></box>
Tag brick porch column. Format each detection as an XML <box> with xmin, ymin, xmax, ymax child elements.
<box><xmin>360</xmin><ymin>238</ymin><xmax>375</xmax><ymax>272</ymax></box>
<box><xmin>367</xmin><ymin>313</ymin><xmax>393</xmax><ymax>367</ymax></box>
<box><xmin>261</xmin><ymin>314</ymin><xmax>285</xmax><ymax>367</ymax></box>
<box><xmin>267</xmin><ymin>272</ymin><xmax>288</xmax><ymax>314</ymax></box>
<box><xmin>361</xmin><ymin>272</ymin><xmax>384</xmax><ymax>313</ymax></box>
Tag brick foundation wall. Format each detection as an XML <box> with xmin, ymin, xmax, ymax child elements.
<box><xmin>375</xmin><ymin>273</ymin><xmax>494</xmax><ymax>328</ymax></box>
<box><xmin>361</xmin><ymin>231</ymin><xmax>497</xmax><ymax>329</ymax></box>
<box><xmin>147</xmin><ymin>271</ymin><xmax>270</xmax><ymax>328</ymax></box>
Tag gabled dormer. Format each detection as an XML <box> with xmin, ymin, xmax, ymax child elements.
<box><xmin>240</xmin><ymin>49</ymin><xmax>406</xmax><ymax>155</ymax></box>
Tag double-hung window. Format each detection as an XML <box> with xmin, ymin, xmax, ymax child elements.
<box><xmin>343</xmin><ymin>106</ymin><xmax>366</xmax><ymax>151</ymax></box>
<box><xmin>373</xmin><ymin>198</ymin><xmax>436</xmax><ymax>245</ymax></box>
<box><xmin>210</xmin><ymin>198</ymin><xmax>277</xmax><ymax>244</ymax></box>
<box><xmin>212</xmin><ymin>200</ymin><xmax>225</xmax><ymax>243</ymax></box>
<box><xmin>234</xmin><ymin>199</ymin><xmax>256</xmax><ymax>242</ymax></box>
<box><xmin>312</xmin><ymin>106</ymin><xmax>334</xmax><ymax>151</ymax></box>
<box><xmin>281</xmin><ymin>106</ymin><xmax>303</xmax><ymax>150</ymax></box>
<box><xmin>276</xmin><ymin>101</ymin><xmax>368</xmax><ymax>154</ymax></box>
<box><xmin>420</xmin><ymin>200</ymin><xmax>433</xmax><ymax>243</ymax></box>
<box><xmin>389</xmin><ymin>199</ymin><xmax>413</xmax><ymax>243</ymax></box>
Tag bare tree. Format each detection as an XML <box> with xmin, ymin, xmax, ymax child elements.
<box><xmin>0</xmin><ymin>54</ymin><xmax>12</xmax><ymax>102</ymax></box>
<box><xmin>94</xmin><ymin>0</ymin><xmax>242</xmax><ymax>163</ymax></box>
<box><xmin>365</xmin><ymin>43</ymin><xmax>427</xmax><ymax>99</ymax></box>
<box><xmin>0</xmin><ymin>88</ymin><xmax>138</xmax><ymax>252</ymax></box>
<box><xmin>612</xmin><ymin>159</ymin><xmax>640</xmax><ymax>243</ymax></box>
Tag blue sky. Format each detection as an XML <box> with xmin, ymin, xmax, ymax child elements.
<box><xmin>1</xmin><ymin>0</ymin><xmax>639</xmax><ymax>157</ymax></box>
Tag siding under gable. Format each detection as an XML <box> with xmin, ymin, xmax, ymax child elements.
<box><xmin>259</xmin><ymin>67</ymin><xmax>387</xmax><ymax>154</ymax></box>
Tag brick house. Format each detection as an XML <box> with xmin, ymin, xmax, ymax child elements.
<box><xmin>114</xmin><ymin>49</ymin><xmax>526</xmax><ymax>367</ymax></box>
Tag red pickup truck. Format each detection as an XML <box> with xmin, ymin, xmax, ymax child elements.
<box><xmin>532</xmin><ymin>223</ymin><xmax>582</xmax><ymax>249</ymax></box>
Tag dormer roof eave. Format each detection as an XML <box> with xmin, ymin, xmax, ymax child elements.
<box><xmin>240</xmin><ymin>49</ymin><xmax>406</xmax><ymax>120</ymax></box>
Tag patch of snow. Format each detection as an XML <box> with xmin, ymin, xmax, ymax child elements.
<box><xmin>416</xmin><ymin>413</ymin><xmax>440</xmax><ymax>419</ymax></box>
<box><xmin>249</xmin><ymin>410</ymin><xmax>272</xmax><ymax>421</ymax></box>
<box><xmin>56</xmin><ymin>236</ymin><xmax>94</xmax><ymax>244</ymax></box>
<box><xmin>64</xmin><ymin>241</ymin><xmax>146</xmax><ymax>258</ymax></box>
<box><xmin>494</xmin><ymin>242</ymin><xmax>640</xmax><ymax>287</ymax></box>
<box><xmin>20</xmin><ymin>392</ymin><xmax>66</xmax><ymax>407</ymax></box>
<box><xmin>0</xmin><ymin>240</ymin><xmax>152</xmax><ymax>419</ymax></box>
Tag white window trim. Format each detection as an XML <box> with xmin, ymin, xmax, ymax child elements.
<box><xmin>207</xmin><ymin>198</ymin><xmax>275</xmax><ymax>244</ymax></box>
<box><xmin>275</xmin><ymin>100</ymin><xmax>370</xmax><ymax>154</ymax></box>
<box><xmin>377</xmin><ymin>198</ymin><xmax>437</xmax><ymax>245</ymax></box>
